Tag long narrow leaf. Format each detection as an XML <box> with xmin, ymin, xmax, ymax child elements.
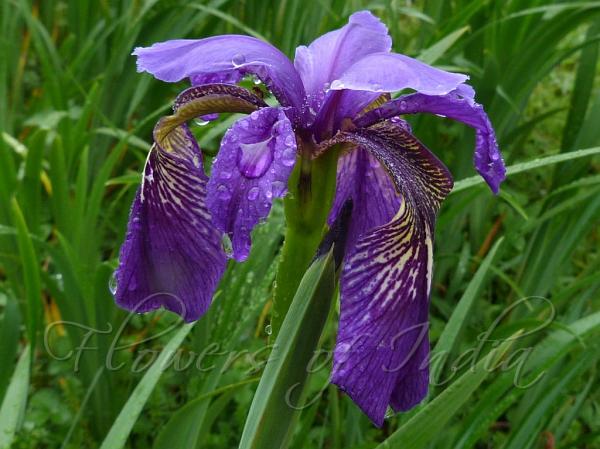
<box><xmin>0</xmin><ymin>345</ymin><xmax>31</xmax><ymax>449</ymax></box>
<box><xmin>239</xmin><ymin>249</ymin><xmax>336</xmax><ymax>449</ymax></box>
<box><xmin>99</xmin><ymin>322</ymin><xmax>194</xmax><ymax>449</ymax></box>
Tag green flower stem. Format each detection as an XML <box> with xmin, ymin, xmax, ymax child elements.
<box><xmin>271</xmin><ymin>143</ymin><xmax>339</xmax><ymax>336</ymax></box>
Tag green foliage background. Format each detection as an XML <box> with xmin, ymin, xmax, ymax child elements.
<box><xmin>0</xmin><ymin>1</ymin><xmax>599</xmax><ymax>448</ymax></box>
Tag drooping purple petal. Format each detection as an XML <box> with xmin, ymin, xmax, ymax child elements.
<box><xmin>294</xmin><ymin>10</ymin><xmax>391</xmax><ymax>112</ymax></box>
<box><xmin>355</xmin><ymin>90</ymin><xmax>505</xmax><ymax>193</ymax></box>
<box><xmin>133</xmin><ymin>35</ymin><xmax>305</xmax><ymax>110</ymax></box>
<box><xmin>207</xmin><ymin>107</ymin><xmax>297</xmax><ymax>261</ymax></box>
<box><xmin>328</xmin><ymin>148</ymin><xmax>400</xmax><ymax>245</ymax></box>
<box><xmin>330</xmin><ymin>52</ymin><xmax>471</xmax><ymax>97</ymax></box>
<box><xmin>114</xmin><ymin>124</ymin><xmax>226</xmax><ymax>322</ymax></box>
<box><xmin>320</xmin><ymin>122</ymin><xmax>453</xmax><ymax>426</ymax></box>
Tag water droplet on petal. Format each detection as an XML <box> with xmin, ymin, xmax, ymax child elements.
<box><xmin>247</xmin><ymin>186</ymin><xmax>260</xmax><ymax>200</ymax></box>
<box><xmin>284</xmin><ymin>135</ymin><xmax>295</xmax><ymax>147</ymax></box>
<box><xmin>264</xmin><ymin>324</ymin><xmax>272</xmax><ymax>335</ymax></box>
<box><xmin>232</xmin><ymin>53</ymin><xmax>246</xmax><ymax>67</ymax></box>
<box><xmin>109</xmin><ymin>272</ymin><xmax>118</xmax><ymax>295</ymax></box>
<box><xmin>217</xmin><ymin>184</ymin><xmax>232</xmax><ymax>200</ymax></box>
<box><xmin>281</xmin><ymin>147</ymin><xmax>296</xmax><ymax>167</ymax></box>
<box><xmin>194</xmin><ymin>118</ymin><xmax>209</xmax><ymax>126</ymax></box>
<box><xmin>271</xmin><ymin>181</ymin><xmax>287</xmax><ymax>197</ymax></box>
<box><xmin>253</xmin><ymin>77</ymin><xmax>262</xmax><ymax>85</ymax></box>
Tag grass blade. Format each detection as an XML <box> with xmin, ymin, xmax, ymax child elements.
<box><xmin>375</xmin><ymin>333</ymin><xmax>519</xmax><ymax>449</ymax></box>
<box><xmin>0</xmin><ymin>345</ymin><xmax>31</xmax><ymax>449</ymax></box>
<box><xmin>239</xmin><ymin>249</ymin><xmax>336</xmax><ymax>449</ymax></box>
<box><xmin>452</xmin><ymin>146</ymin><xmax>600</xmax><ymax>193</ymax></box>
<box><xmin>431</xmin><ymin>238</ymin><xmax>504</xmax><ymax>383</ymax></box>
<box><xmin>99</xmin><ymin>322</ymin><xmax>194</xmax><ymax>449</ymax></box>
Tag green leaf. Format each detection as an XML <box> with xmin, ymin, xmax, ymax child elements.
<box><xmin>11</xmin><ymin>198</ymin><xmax>42</xmax><ymax>350</ymax></box>
<box><xmin>239</xmin><ymin>249</ymin><xmax>336</xmax><ymax>449</ymax></box>
<box><xmin>431</xmin><ymin>238</ymin><xmax>504</xmax><ymax>383</ymax></box>
<box><xmin>418</xmin><ymin>26</ymin><xmax>470</xmax><ymax>64</ymax></box>
<box><xmin>375</xmin><ymin>334</ymin><xmax>519</xmax><ymax>449</ymax></box>
<box><xmin>0</xmin><ymin>345</ymin><xmax>31</xmax><ymax>449</ymax></box>
<box><xmin>452</xmin><ymin>146</ymin><xmax>600</xmax><ymax>193</ymax></box>
<box><xmin>454</xmin><ymin>310</ymin><xmax>600</xmax><ymax>449</ymax></box>
<box><xmin>0</xmin><ymin>296</ymin><xmax>20</xmax><ymax>403</ymax></box>
<box><xmin>99</xmin><ymin>322</ymin><xmax>194</xmax><ymax>449</ymax></box>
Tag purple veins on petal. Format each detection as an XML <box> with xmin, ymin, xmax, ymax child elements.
<box><xmin>207</xmin><ymin>107</ymin><xmax>297</xmax><ymax>262</ymax></box>
<box><xmin>355</xmin><ymin>90</ymin><xmax>505</xmax><ymax>193</ymax></box>
<box><xmin>114</xmin><ymin>124</ymin><xmax>226</xmax><ymax>322</ymax></box>
<box><xmin>321</xmin><ymin>122</ymin><xmax>453</xmax><ymax>426</ymax></box>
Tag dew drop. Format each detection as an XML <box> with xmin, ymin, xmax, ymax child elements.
<box><xmin>232</xmin><ymin>53</ymin><xmax>246</xmax><ymax>67</ymax></box>
<box><xmin>264</xmin><ymin>324</ymin><xmax>272</xmax><ymax>335</ymax></box>
<box><xmin>247</xmin><ymin>186</ymin><xmax>260</xmax><ymax>200</ymax></box>
<box><xmin>281</xmin><ymin>148</ymin><xmax>296</xmax><ymax>167</ymax></box>
<box><xmin>253</xmin><ymin>76</ymin><xmax>262</xmax><ymax>85</ymax></box>
<box><xmin>284</xmin><ymin>135</ymin><xmax>295</xmax><ymax>147</ymax></box>
<box><xmin>217</xmin><ymin>184</ymin><xmax>232</xmax><ymax>200</ymax></box>
<box><xmin>194</xmin><ymin>118</ymin><xmax>209</xmax><ymax>127</ymax></box>
<box><xmin>271</xmin><ymin>181</ymin><xmax>287</xmax><ymax>197</ymax></box>
<box><xmin>109</xmin><ymin>272</ymin><xmax>118</xmax><ymax>295</ymax></box>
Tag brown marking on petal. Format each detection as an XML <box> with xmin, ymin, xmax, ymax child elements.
<box><xmin>155</xmin><ymin>84</ymin><xmax>267</xmax><ymax>147</ymax></box>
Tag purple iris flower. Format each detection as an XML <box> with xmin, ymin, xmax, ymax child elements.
<box><xmin>113</xmin><ymin>11</ymin><xmax>505</xmax><ymax>426</ymax></box>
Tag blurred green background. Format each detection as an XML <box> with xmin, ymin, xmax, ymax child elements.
<box><xmin>1</xmin><ymin>1</ymin><xmax>599</xmax><ymax>448</ymax></box>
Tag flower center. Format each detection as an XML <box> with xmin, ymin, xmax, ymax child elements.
<box><xmin>237</xmin><ymin>136</ymin><xmax>274</xmax><ymax>178</ymax></box>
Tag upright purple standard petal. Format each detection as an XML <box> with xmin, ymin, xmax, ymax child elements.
<box><xmin>320</xmin><ymin>122</ymin><xmax>453</xmax><ymax>425</ymax></box>
<box><xmin>355</xmin><ymin>90</ymin><xmax>506</xmax><ymax>192</ymax></box>
<box><xmin>294</xmin><ymin>10</ymin><xmax>391</xmax><ymax>111</ymax></box>
<box><xmin>330</xmin><ymin>52</ymin><xmax>470</xmax><ymax>97</ymax></box>
<box><xmin>207</xmin><ymin>107</ymin><xmax>297</xmax><ymax>261</ymax></box>
<box><xmin>114</xmin><ymin>124</ymin><xmax>226</xmax><ymax>322</ymax></box>
<box><xmin>133</xmin><ymin>35</ymin><xmax>305</xmax><ymax>110</ymax></box>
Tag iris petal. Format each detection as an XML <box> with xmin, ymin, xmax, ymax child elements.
<box><xmin>114</xmin><ymin>124</ymin><xmax>226</xmax><ymax>322</ymax></box>
<box><xmin>294</xmin><ymin>10</ymin><xmax>391</xmax><ymax>111</ymax></box>
<box><xmin>320</xmin><ymin>122</ymin><xmax>453</xmax><ymax>426</ymax></box>
<box><xmin>328</xmin><ymin>148</ymin><xmax>400</xmax><ymax>244</ymax></box>
<box><xmin>330</xmin><ymin>52</ymin><xmax>470</xmax><ymax>97</ymax></box>
<box><xmin>133</xmin><ymin>36</ymin><xmax>305</xmax><ymax>110</ymax></box>
<box><xmin>207</xmin><ymin>107</ymin><xmax>297</xmax><ymax>261</ymax></box>
<box><xmin>355</xmin><ymin>90</ymin><xmax>505</xmax><ymax>193</ymax></box>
